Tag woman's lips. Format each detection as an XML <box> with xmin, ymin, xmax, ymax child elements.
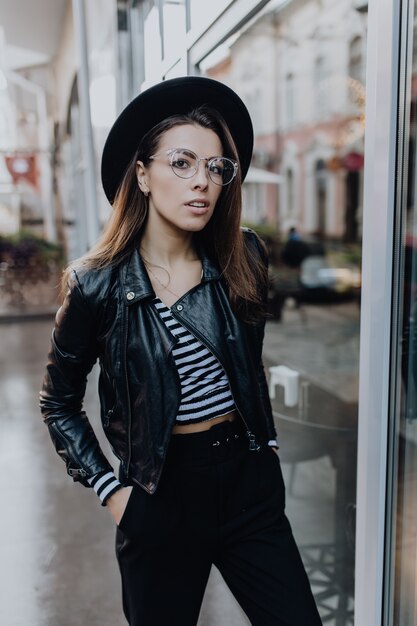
<box><xmin>185</xmin><ymin>203</ymin><xmax>210</xmax><ymax>215</ymax></box>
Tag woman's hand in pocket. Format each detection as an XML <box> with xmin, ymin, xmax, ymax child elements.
<box><xmin>107</xmin><ymin>486</ymin><xmax>133</xmax><ymax>525</ymax></box>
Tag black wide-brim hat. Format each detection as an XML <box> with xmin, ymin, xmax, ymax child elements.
<box><xmin>101</xmin><ymin>76</ymin><xmax>254</xmax><ymax>205</ymax></box>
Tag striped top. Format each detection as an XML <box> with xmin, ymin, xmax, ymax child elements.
<box><xmin>153</xmin><ymin>297</ymin><xmax>236</xmax><ymax>424</ymax></box>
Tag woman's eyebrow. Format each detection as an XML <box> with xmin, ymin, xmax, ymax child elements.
<box><xmin>171</xmin><ymin>148</ymin><xmax>223</xmax><ymax>159</ymax></box>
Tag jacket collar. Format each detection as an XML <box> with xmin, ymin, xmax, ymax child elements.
<box><xmin>121</xmin><ymin>242</ymin><xmax>221</xmax><ymax>306</ymax></box>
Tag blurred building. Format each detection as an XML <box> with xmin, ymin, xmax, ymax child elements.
<box><xmin>0</xmin><ymin>0</ymin><xmax>367</xmax><ymax>254</ymax></box>
<box><xmin>0</xmin><ymin>4</ymin><xmax>60</xmax><ymax>242</ymax></box>
<box><xmin>202</xmin><ymin>0</ymin><xmax>366</xmax><ymax>240</ymax></box>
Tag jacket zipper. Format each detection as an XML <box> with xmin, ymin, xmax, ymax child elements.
<box><xmin>50</xmin><ymin>421</ymin><xmax>88</xmax><ymax>477</ymax></box>
<box><xmin>156</xmin><ymin>345</ymin><xmax>182</xmax><ymax>482</ymax></box>
<box><xmin>124</xmin><ymin>304</ymin><xmax>132</xmax><ymax>475</ymax></box>
<box><xmin>170</xmin><ymin>309</ymin><xmax>261</xmax><ymax>452</ymax></box>
<box><xmin>136</xmin><ymin>336</ymin><xmax>182</xmax><ymax>495</ymax></box>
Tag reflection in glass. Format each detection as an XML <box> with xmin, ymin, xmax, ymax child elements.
<box><xmin>200</xmin><ymin>1</ymin><xmax>366</xmax><ymax>622</ymax></box>
<box><xmin>387</xmin><ymin>2</ymin><xmax>417</xmax><ymax>623</ymax></box>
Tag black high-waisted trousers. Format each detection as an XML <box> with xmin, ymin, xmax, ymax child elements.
<box><xmin>115</xmin><ymin>419</ymin><xmax>322</xmax><ymax>626</ymax></box>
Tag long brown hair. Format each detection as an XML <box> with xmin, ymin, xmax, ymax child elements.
<box><xmin>63</xmin><ymin>106</ymin><xmax>267</xmax><ymax>321</ymax></box>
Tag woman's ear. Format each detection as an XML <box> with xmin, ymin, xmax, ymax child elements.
<box><xmin>136</xmin><ymin>161</ymin><xmax>150</xmax><ymax>196</ymax></box>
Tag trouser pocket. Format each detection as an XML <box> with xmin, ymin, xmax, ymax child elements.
<box><xmin>261</xmin><ymin>446</ymin><xmax>286</xmax><ymax>509</ymax></box>
<box><xmin>117</xmin><ymin>486</ymin><xmax>146</xmax><ymax>539</ymax></box>
<box><xmin>117</xmin><ymin>471</ymin><xmax>182</xmax><ymax>543</ymax></box>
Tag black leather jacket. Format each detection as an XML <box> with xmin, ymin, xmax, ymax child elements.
<box><xmin>40</xmin><ymin>229</ymin><xmax>277</xmax><ymax>494</ymax></box>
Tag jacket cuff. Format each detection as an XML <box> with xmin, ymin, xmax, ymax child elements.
<box><xmin>268</xmin><ymin>439</ymin><xmax>279</xmax><ymax>449</ymax></box>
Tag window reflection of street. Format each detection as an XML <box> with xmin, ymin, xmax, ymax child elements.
<box><xmin>265</xmin><ymin>299</ymin><xmax>359</xmax><ymax>625</ymax></box>
<box><xmin>199</xmin><ymin>0</ymin><xmax>365</xmax><ymax>620</ymax></box>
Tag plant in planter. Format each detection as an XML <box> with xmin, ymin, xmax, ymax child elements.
<box><xmin>0</xmin><ymin>231</ymin><xmax>65</xmax><ymax>309</ymax></box>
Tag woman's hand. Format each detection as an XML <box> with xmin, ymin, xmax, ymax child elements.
<box><xmin>106</xmin><ymin>486</ymin><xmax>133</xmax><ymax>525</ymax></box>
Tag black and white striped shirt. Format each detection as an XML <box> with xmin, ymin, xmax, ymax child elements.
<box><xmin>153</xmin><ymin>297</ymin><xmax>236</xmax><ymax>424</ymax></box>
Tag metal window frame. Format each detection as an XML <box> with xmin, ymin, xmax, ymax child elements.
<box><xmin>134</xmin><ymin>1</ymin><xmax>279</xmax><ymax>84</ymax></box>
<box><xmin>187</xmin><ymin>0</ymin><xmax>276</xmax><ymax>69</ymax></box>
<box><xmin>383</xmin><ymin>1</ymin><xmax>416</xmax><ymax>623</ymax></box>
<box><xmin>355</xmin><ymin>0</ymin><xmax>401</xmax><ymax>624</ymax></box>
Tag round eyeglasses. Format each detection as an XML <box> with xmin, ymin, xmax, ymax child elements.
<box><xmin>149</xmin><ymin>148</ymin><xmax>238</xmax><ymax>186</ymax></box>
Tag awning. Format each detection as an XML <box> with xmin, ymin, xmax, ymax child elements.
<box><xmin>244</xmin><ymin>167</ymin><xmax>284</xmax><ymax>184</ymax></box>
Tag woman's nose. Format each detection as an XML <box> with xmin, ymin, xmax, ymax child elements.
<box><xmin>192</xmin><ymin>160</ymin><xmax>209</xmax><ymax>188</ymax></box>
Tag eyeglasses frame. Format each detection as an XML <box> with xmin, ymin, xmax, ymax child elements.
<box><xmin>148</xmin><ymin>148</ymin><xmax>239</xmax><ymax>186</ymax></box>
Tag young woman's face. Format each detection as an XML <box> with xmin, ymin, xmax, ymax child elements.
<box><xmin>137</xmin><ymin>124</ymin><xmax>224</xmax><ymax>234</ymax></box>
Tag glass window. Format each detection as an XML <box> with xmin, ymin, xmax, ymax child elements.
<box><xmin>315</xmin><ymin>159</ymin><xmax>327</xmax><ymax>236</ymax></box>
<box><xmin>199</xmin><ymin>1</ymin><xmax>366</xmax><ymax>622</ymax></box>
<box><xmin>314</xmin><ymin>57</ymin><xmax>326</xmax><ymax>118</ymax></box>
<box><xmin>286</xmin><ymin>73</ymin><xmax>295</xmax><ymax>128</ymax></box>
<box><xmin>385</xmin><ymin>2</ymin><xmax>417</xmax><ymax>624</ymax></box>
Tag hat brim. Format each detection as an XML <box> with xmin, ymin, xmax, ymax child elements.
<box><xmin>101</xmin><ymin>76</ymin><xmax>254</xmax><ymax>205</ymax></box>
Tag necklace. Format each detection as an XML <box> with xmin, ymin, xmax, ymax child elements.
<box><xmin>145</xmin><ymin>262</ymin><xmax>181</xmax><ymax>299</ymax></box>
<box><xmin>141</xmin><ymin>254</ymin><xmax>203</xmax><ymax>300</ymax></box>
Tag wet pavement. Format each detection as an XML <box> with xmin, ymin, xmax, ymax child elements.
<box><xmin>0</xmin><ymin>300</ymin><xmax>359</xmax><ymax>625</ymax></box>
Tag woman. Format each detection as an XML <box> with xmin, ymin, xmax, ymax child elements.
<box><xmin>40</xmin><ymin>76</ymin><xmax>322</xmax><ymax>626</ymax></box>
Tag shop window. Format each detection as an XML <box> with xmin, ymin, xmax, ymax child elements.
<box><xmin>196</xmin><ymin>1</ymin><xmax>364</xmax><ymax>622</ymax></box>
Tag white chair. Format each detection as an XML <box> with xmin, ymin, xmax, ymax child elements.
<box><xmin>268</xmin><ymin>365</ymin><xmax>299</xmax><ymax>406</ymax></box>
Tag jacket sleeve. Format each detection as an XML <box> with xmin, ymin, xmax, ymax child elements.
<box><xmin>39</xmin><ymin>269</ymin><xmax>114</xmax><ymax>486</ymax></box>
<box><xmin>244</xmin><ymin>228</ymin><xmax>278</xmax><ymax>442</ymax></box>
